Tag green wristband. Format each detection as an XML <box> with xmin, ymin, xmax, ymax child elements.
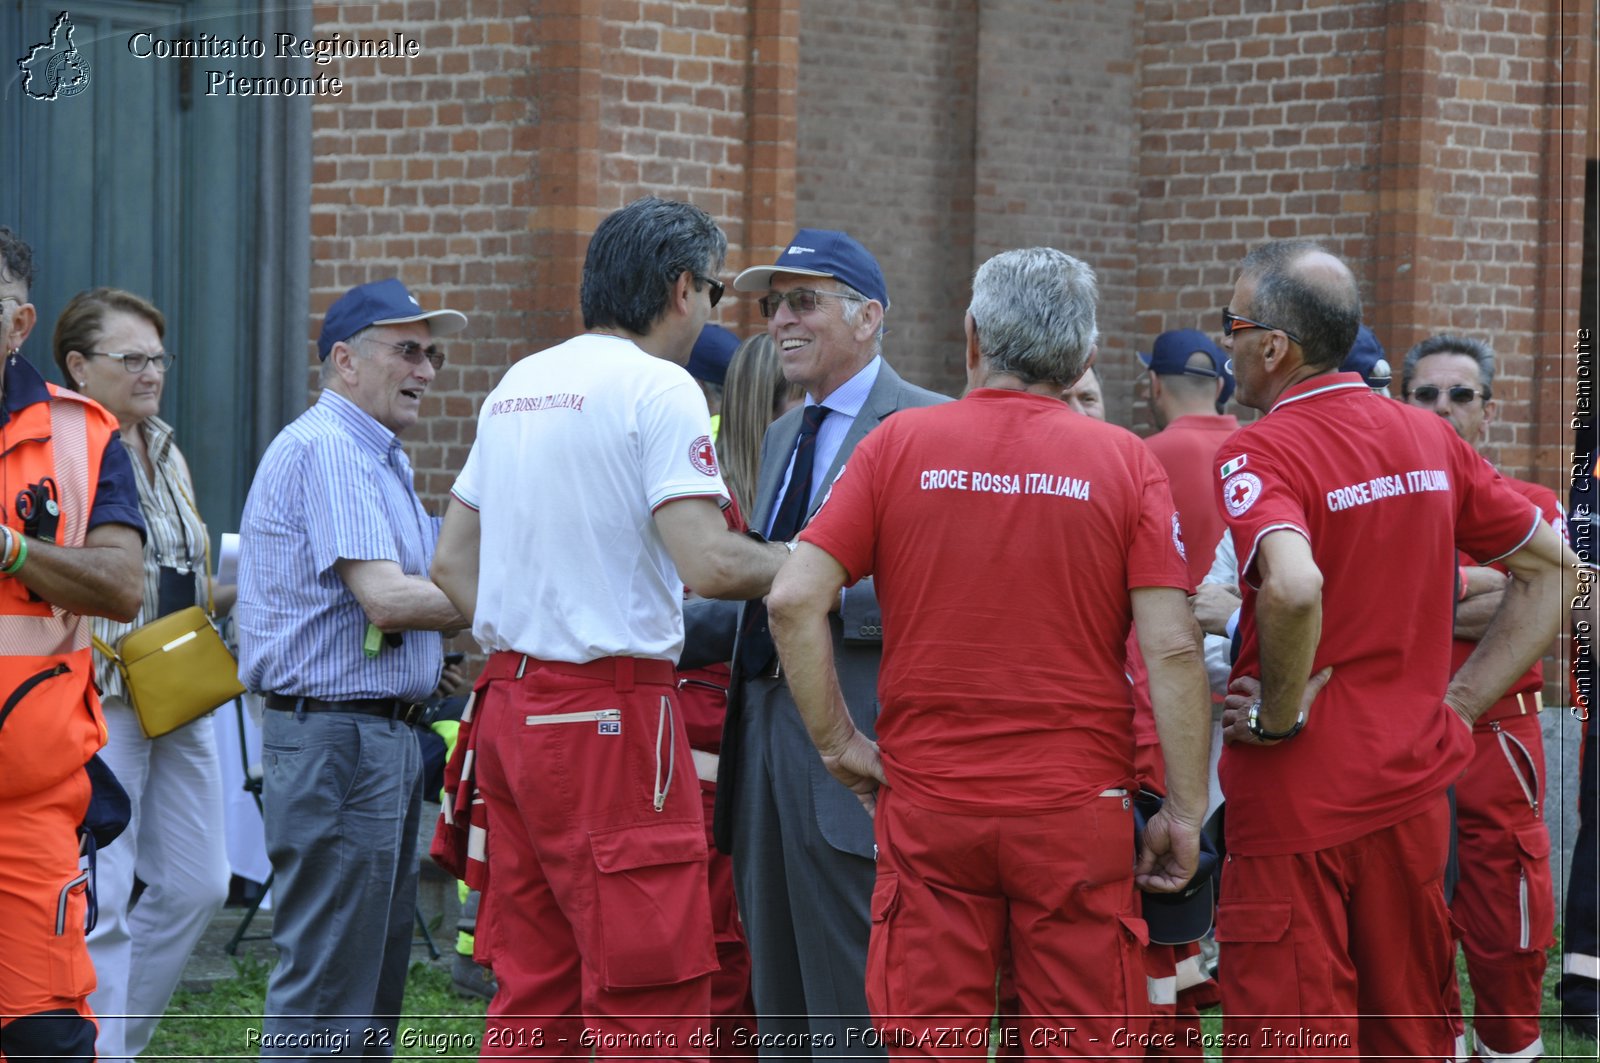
<box><xmin>4</xmin><ymin>534</ymin><xmax>28</xmax><ymax>575</ymax></box>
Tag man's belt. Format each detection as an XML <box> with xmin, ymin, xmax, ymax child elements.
<box><xmin>263</xmin><ymin>693</ymin><xmax>426</xmax><ymax>727</ymax></box>
<box><xmin>1477</xmin><ymin>689</ymin><xmax>1543</xmax><ymax>727</ymax></box>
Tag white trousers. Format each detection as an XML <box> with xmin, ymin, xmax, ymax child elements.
<box><xmin>86</xmin><ymin>697</ymin><xmax>231</xmax><ymax>1062</ymax></box>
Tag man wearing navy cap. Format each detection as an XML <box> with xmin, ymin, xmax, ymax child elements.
<box><xmin>238</xmin><ymin>278</ymin><xmax>470</xmax><ymax>1058</ymax></box>
<box><xmin>703</xmin><ymin>228</ymin><xmax>945</xmax><ymax>1055</ymax></box>
<box><xmin>1141</xmin><ymin>328</ymin><xmax>1237</xmax><ymax>592</ymax></box>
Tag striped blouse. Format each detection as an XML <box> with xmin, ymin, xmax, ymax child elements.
<box><xmin>90</xmin><ymin>416</ymin><xmax>210</xmax><ymax>702</ymax></box>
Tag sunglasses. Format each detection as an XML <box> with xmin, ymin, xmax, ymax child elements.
<box><xmin>758</xmin><ymin>288</ymin><xmax>867</xmax><ymax>319</ymax></box>
<box><xmin>695</xmin><ymin>274</ymin><xmax>724</xmax><ymax>308</ymax></box>
<box><xmin>1220</xmin><ymin>307</ymin><xmax>1302</xmax><ymax>347</ymax></box>
<box><xmin>1408</xmin><ymin>384</ymin><xmax>1484</xmax><ymax>405</ymax></box>
<box><xmin>367</xmin><ymin>337</ymin><xmax>445</xmax><ymax>371</ymax></box>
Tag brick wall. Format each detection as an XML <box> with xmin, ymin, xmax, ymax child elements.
<box><xmin>970</xmin><ymin>0</ymin><xmax>1141</xmax><ymax>423</ymax></box>
<box><xmin>1135</xmin><ymin>0</ymin><xmax>1388</xmax><ymax>433</ymax></box>
<box><xmin>308</xmin><ymin>0</ymin><xmax>539</xmax><ymax>506</ymax></box>
<box><xmin>303</xmin><ymin>1</ymin><xmax>1591</xmax><ymax>507</ymax></box>
<box><xmin>1133</xmin><ymin>0</ymin><xmax>1592</xmax><ymax>491</ymax></box>
<box><xmin>792</xmin><ymin>0</ymin><xmax>979</xmax><ymax>398</ymax></box>
<box><xmin>308</xmin><ymin>0</ymin><xmax>798</xmax><ymax>512</ymax></box>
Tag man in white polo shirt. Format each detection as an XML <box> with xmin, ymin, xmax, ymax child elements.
<box><xmin>430</xmin><ymin>197</ymin><xmax>785</xmax><ymax>1056</ymax></box>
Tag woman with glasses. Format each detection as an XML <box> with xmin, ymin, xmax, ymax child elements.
<box><xmin>53</xmin><ymin>287</ymin><xmax>233</xmax><ymax>1062</ymax></box>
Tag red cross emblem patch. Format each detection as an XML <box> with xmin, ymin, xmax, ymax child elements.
<box><xmin>689</xmin><ymin>435</ymin><xmax>718</xmax><ymax>476</ymax></box>
<box><xmin>1223</xmin><ymin>472</ymin><xmax>1263</xmax><ymax>517</ymax></box>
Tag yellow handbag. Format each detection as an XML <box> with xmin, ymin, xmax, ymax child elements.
<box><xmin>89</xmin><ymin>477</ymin><xmax>245</xmax><ymax>738</ymax></box>
<box><xmin>92</xmin><ymin>606</ymin><xmax>245</xmax><ymax>738</ymax></box>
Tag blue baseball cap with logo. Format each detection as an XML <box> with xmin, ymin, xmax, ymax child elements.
<box><xmin>732</xmin><ymin>228</ymin><xmax>890</xmax><ymax>310</ymax></box>
<box><xmin>317</xmin><ymin>278</ymin><xmax>468</xmax><ymax>361</ymax></box>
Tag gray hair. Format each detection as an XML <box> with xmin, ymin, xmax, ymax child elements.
<box><xmin>825</xmin><ymin>277</ymin><xmax>883</xmax><ymax>351</ymax></box>
<box><xmin>967</xmin><ymin>248</ymin><xmax>1098</xmax><ymax>387</ymax></box>
<box><xmin>1401</xmin><ymin>333</ymin><xmax>1495</xmax><ymax>400</ymax></box>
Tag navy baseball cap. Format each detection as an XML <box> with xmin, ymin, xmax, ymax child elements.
<box><xmin>687</xmin><ymin>324</ymin><xmax>738</xmax><ymax>387</ymax></box>
<box><xmin>1141</xmin><ymin>329</ymin><xmax>1233</xmax><ymax>410</ymax></box>
<box><xmin>1140</xmin><ymin>329</ymin><xmax>1229</xmax><ymax>379</ymax></box>
<box><xmin>1341</xmin><ymin>325</ymin><xmax>1392</xmax><ymax>392</ymax></box>
<box><xmin>1133</xmin><ymin>790</ymin><xmax>1219</xmax><ymax>946</ymax></box>
<box><xmin>317</xmin><ymin>278</ymin><xmax>468</xmax><ymax>361</ymax></box>
<box><xmin>733</xmin><ymin>228</ymin><xmax>890</xmax><ymax>310</ymax></box>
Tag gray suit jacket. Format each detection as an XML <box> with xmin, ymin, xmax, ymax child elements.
<box><xmin>706</xmin><ymin>359</ymin><xmax>948</xmax><ymax>856</ymax></box>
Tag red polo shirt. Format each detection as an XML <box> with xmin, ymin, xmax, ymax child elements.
<box><xmin>1214</xmin><ymin>374</ymin><xmax>1541</xmax><ymax>856</ymax></box>
<box><xmin>800</xmin><ymin>389</ymin><xmax>1190</xmax><ymax>815</ymax></box>
<box><xmin>1145</xmin><ymin>412</ymin><xmax>1240</xmax><ymax>591</ymax></box>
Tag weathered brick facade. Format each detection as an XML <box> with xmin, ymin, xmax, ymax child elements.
<box><xmin>307</xmin><ymin>0</ymin><xmax>1593</xmax><ymax>512</ymax></box>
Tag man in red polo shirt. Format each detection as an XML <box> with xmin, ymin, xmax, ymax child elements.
<box><xmin>1211</xmin><ymin>239</ymin><xmax>1570</xmax><ymax>1060</ymax></box>
<box><xmin>768</xmin><ymin>247</ymin><xmax>1212</xmax><ymax>1056</ymax></box>
<box><xmin>1403</xmin><ymin>333</ymin><xmax>1564</xmax><ymax>1061</ymax></box>
<box><xmin>1140</xmin><ymin>329</ymin><xmax>1237</xmax><ymax>591</ymax></box>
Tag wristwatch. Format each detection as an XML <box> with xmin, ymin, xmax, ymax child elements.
<box><xmin>1245</xmin><ymin>698</ymin><xmax>1305</xmax><ymax>741</ymax></box>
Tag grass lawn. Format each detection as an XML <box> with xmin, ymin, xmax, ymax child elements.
<box><xmin>1194</xmin><ymin>939</ymin><xmax>1597</xmax><ymax>1060</ymax></box>
<box><xmin>147</xmin><ymin>941</ymin><xmax>1599</xmax><ymax>1060</ymax></box>
<box><xmin>146</xmin><ymin>956</ymin><xmax>486</xmax><ymax>1061</ymax></box>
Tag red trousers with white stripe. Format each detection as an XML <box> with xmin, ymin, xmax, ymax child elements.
<box><xmin>1451</xmin><ymin>711</ymin><xmax>1553</xmax><ymax>1058</ymax></box>
<box><xmin>472</xmin><ymin>655</ymin><xmax>715</xmax><ymax>1060</ymax></box>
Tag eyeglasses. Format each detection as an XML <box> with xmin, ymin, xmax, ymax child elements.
<box><xmin>85</xmin><ymin>350</ymin><xmax>174</xmax><ymax>374</ymax></box>
<box><xmin>1220</xmin><ymin>307</ymin><xmax>1302</xmax><ymax>347</ymax></box>
<box><xmin>695</xmin><ymin>274</ymin><xmax>725</xmax><ymax>308</ymax></box>
<box><xmin>1407</xmin><ymin>384</ymin><xmax>1484</xmax><ymax>405</ymax></box>
<box><xmin>758</xmin><ymin>288</ymin><xmax>866</xmax><ymax>319</ymax></box>
<box><xmin>365</xmin><ymin>337</ymin><xmax>445</xmax><ymax>371</ymax></box>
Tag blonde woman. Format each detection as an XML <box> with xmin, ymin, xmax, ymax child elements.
<box><xmin>716</xmin><ymin>332</ymin><xmax>803</xmax><ymax>522</ymax></box>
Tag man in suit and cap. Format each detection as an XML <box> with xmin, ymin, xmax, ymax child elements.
<box><xmin>710</xmin><ymin>229</ymin><xmax>946</xmax><ymax>1055</ymax></box>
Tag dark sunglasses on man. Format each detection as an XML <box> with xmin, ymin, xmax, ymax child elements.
<box><xmin>1407</xmin><ymin>384</ymin><xmax>1485</xmax><ymax>405</ymax></box>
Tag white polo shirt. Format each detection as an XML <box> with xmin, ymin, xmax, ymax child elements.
<box><xmin>451</xmin><ymin>333</ymin><xmax>727</xmax><ymax>662</ymax></box>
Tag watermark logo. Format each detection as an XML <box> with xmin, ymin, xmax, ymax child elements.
<box><xmin>18</xmin><ymin>11</ymin><xmax>92</xmax><ymax>101</ymax></box>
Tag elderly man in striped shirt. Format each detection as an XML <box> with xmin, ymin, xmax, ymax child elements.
<box><xmin>238</xmin><ymin>279</ymin><xmax>469</xmax><ymax>1060</ymax></box>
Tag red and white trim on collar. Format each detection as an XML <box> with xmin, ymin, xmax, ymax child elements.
<box><xmin>1269</xmin><ymin>372</ymin><xmax>1370</xmax><ymax>413</ymax></box>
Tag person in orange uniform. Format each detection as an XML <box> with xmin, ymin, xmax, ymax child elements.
<box><xmin>0</xmin><ymin>226</ymin><xmax>145</xmax><ymax>1061</ymax></box>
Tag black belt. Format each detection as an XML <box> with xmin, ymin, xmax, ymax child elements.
<box><xmin>263</xmin><ymin>693</ymin><xmax>426</xmax><ymax>727</ymax></box>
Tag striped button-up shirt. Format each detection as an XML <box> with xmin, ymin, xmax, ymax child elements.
<box><xmin>237</xmin><ymin>390</ymin><xmax>442</xmax><ymax>702</ymax></box>
<box><xmin>90</xmin><ymin>416</ymin><xmax>208</xmax><ymax>701</ymax></box>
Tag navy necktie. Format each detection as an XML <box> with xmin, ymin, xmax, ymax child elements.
<box><xmin>768</xmin><ymin>404</ymin><xmax>829</xmax><ymax>543</ymax></box>
<box><xmin>739</xmin><ymin>404</ymin><xmax>829</xmax><ymax>676</ymax></box>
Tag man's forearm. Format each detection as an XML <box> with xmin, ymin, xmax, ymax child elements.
<box><xmin>767</xmin><ymin>545</ymin><xmax>857</xmax><ymax>757</ymax></box>
<box><xmin>1254</xmin><ymin>575</ymin><xmax>1321</xmax><ymax>732</ymax></box>
<box><xmin>430</xmin><ymin>499</ymin><xmax>480</xmax><ymax>627</ymax></box>
<box><xmin>696</xmin><ymin>534</ymin><xmax>786</xmax><ymax>601</ymax></box>
<box><xmin>1145</xmin><ymin>649</ymin><xmax>1212</xmax><ymax>822</ymax></box>
<box><xmin>380</xmin><ymin>575</ymin><xmax>469</xmax><ymax>633</ymax></box>
<box><xmin>430</xmin><ymin>557</ymin><xmax>477</xmax><ymax>627</ymax></box>
<box><xmin>17</xmin><ymin>530</ymin><xmax>142</xmax><ymax>621</ymax></box>
<box><xmin>771</xmin><ymin>599</ymin><xmax>855</xmax><ymax>757</ymax></box>
<box><xmin>1447</xmin><ymin>566</ymin><xmax>1563</xmax><ymax>724</ymax></box>
<box><xmin>1134</xmin><ymin>588</ymin><xmax>1212</xmax><ymax>821</ymax></box>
